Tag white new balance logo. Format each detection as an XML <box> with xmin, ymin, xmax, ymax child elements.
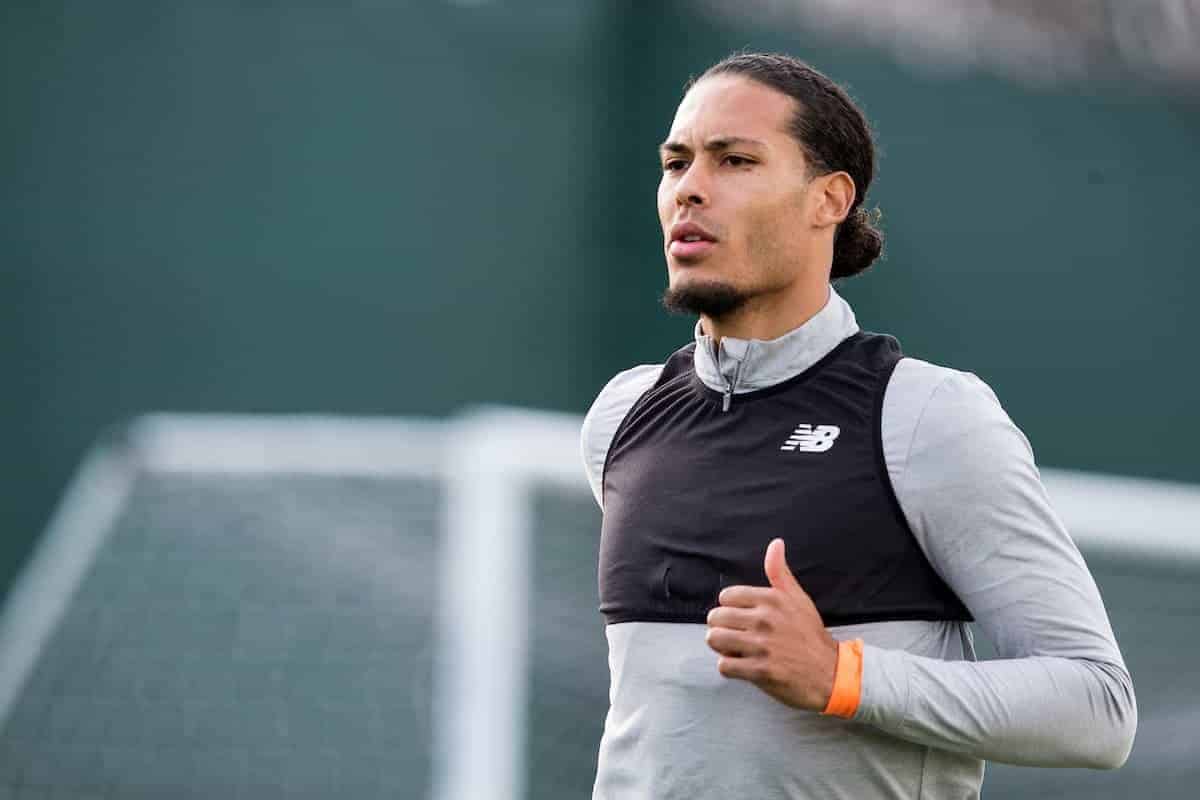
<box><xmin>780</xmin><ymin>424</ymin><xmax>840</xmax><ymax>453</ymax></box>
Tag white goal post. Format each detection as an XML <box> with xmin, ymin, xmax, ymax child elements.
<box><xmin>0</xmin><ymin>409</ymin><xmax>1196</xmax><ymax>800</ymax></box>
<box><xmin>431</xmin><ymin>408</ymin><xmax>590</xmax><ymax>800</ymax></box>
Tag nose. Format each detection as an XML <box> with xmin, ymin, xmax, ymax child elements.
<box><xmin>674</xmin><ymin>165</ymin><xmax>708</xmax><ymax>208</ymax></box>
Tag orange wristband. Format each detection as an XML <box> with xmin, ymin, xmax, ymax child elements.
<box><xmin>822</xmin><ymin>638</ymin><xmax>864</xmax><ymax>719</ymax></box>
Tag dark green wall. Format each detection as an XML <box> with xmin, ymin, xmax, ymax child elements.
<box><xmin>1</xmin><ymin>1</ymin><xmax>616</xmax><ymax>595</ymax></box>
<box><xmin>3</xmin><ymin>1</ymin><xmax>1198</xmax><ymax>600</ymax></box>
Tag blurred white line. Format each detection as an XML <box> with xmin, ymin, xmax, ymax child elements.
<box><xmin>132</xmin><ymin>413</ymin><xmax>447</xmax><ymax>478</ymax></box>
<box><xmin>1043</xmin><ymin>468</ymin><xmax>1200</xmax><ymax>565</ymax></box>
<box><xmin>0</xmin><ymin>443</ymin><xmax>137</xmax><ymax>729</ymax></box>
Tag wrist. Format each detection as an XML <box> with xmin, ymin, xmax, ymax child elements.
<box><xmin>821</xmin><ymin>638</ymin><xmax>864</xmax><ymax>719</ymax></box>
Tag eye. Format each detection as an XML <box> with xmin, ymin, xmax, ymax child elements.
<box><xmin>723</xmin><ymin>154</ymin><xmax>753</xmax><ymax>167</ymax></box>
<box><xmin>662</xmin><ymin>159</ymin><xmax>687</xmax><ymax>173</ymax></box>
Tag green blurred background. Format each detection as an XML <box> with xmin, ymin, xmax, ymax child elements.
<box><xmin>2</xmin><ymin>2</ymin><xmax>1198</xmax><ymax>797</ymax></box>
<box><xmin>3</xmin><ymin>0</ymin><xmax>1198</xmax><ymax>604</ymax></box>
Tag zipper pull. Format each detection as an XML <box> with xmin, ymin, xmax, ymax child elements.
<box><xmin>722</xmin><ymin>359</ymin><xmax>742</xmax><ymax>412</ymax></box>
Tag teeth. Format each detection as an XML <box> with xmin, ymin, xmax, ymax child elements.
<box><xmin>683</xmin><ymin>235</ymin><xmax>701</xmax><ymax>242</ymax></box>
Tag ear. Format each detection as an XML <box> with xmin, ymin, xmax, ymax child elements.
<box><xmin>812</xmin><ymin>171</ymin><xmax>857</xmax><ymax>229</ymax></box>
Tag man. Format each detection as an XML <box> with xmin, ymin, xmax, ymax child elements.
<box><xmin>580</xmin><ymin>53</ymin><xmax>1135</xmax><ymax>799</ymax></box>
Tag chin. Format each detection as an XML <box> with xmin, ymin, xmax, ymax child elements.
<box><xmin>661</xmin><ymin>276</ymin><xmax>748</xmax><ymax>318</ymax></box>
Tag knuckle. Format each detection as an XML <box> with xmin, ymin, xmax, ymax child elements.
<box><xmin>756</xmin><ymin>660</ymin><xmax>780</xmax><ymax>683</ymax></box>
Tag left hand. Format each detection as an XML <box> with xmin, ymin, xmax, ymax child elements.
<box><xmin>705</xmin><ymin>538</ymin><xmax>840</xmax><ymax>711</ymax></box>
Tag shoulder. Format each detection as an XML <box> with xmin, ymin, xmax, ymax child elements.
<box><xmin>882</xmin><ymin>356</ymin><xmax>1028</xmax><ymax>486</ymax></box>
<box><xmin>884</xmin><ymin>356</ymin><xmax>1010</xmax><ymax>439</ymax></box>
<box><xmin>579</xmin><ymin>363</ymin><xmax>666</xmax><ymax>509</ymax></box>
<box><xmin>886</xmin><ymin>356</ymin><xmax>999</xmax><ymax>416</ymax></box>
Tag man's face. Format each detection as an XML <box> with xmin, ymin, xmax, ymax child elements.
<box><xmin>657</xmin><ymin>75</ymin><xmax>817</xmax><ymax>317</ymax></box>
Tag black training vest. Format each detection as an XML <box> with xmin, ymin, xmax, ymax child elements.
<box><xmin>599</xmin><ymin>331</ymin><xmax>972</xmax><ymax>627</ymax></box>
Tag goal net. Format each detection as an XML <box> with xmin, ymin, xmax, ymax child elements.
<box><xmin>0</xmin><ymin>409</ymin><xmax>1196</xmax><ymax>798</ymax></box>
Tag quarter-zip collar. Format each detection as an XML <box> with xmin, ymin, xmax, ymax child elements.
<box><xmin>693</xmin><ymin>285</ymin><xmax>860</xmax><ymax>406</ymax></box>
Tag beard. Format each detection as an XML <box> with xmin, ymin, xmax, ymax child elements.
<box><xmin>661</xmin><ymin>278</ymin><xmax>749</xmax><ymax>319</ymax></box>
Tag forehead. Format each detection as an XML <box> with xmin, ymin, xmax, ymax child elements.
<box><xmin>667</xmin><ymin>74</ymin><xmax>797</xmax><ymax>145</ymax></box>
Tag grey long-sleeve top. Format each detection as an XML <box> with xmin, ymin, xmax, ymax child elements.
<box><xmin>580</xmin><ymin>287</ymin><xmax>1136</xmax><ymax>800</ymax></box>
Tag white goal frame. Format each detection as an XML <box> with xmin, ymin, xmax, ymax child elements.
<box><xmin>0</xmin><ymin>408</ymin><xmax>1196</xmax><ymax>800</ymax></box>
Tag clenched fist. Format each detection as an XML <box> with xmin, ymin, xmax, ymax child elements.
<box><xmin>705</xmin><ymin>538</ymin><xmax>840</xmax><ymax>712</ymax></box>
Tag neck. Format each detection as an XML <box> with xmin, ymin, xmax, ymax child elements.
<box><xmin>700</xmin><ymin>279</ymin><xmax>831</xmax><ymax>345</ymax></box>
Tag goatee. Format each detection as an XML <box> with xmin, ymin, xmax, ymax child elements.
<box><xmin>661</xmin><ymin>280</ymin><xmax>748</xmax><ymax>319</ymax></box>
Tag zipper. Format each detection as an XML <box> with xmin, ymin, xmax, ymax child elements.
<box><xmin>721</xmin><ymin>356</ymin><xmax>743</xmax><ymax>412</ymax></box>
<box><xmin>711</xmin><ymin>338</ymin><xmax>744</xmax><ymax>412</ymax></box>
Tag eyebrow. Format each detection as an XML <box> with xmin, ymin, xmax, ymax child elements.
<box><xmin>658</xmin><ymin>136</ymin><xmax>767</xmax><ymax>157</ymax></box>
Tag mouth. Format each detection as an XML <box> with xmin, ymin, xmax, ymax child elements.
<box><xmin>668</xmin><ymin>221</ymin><xmax>718</xmax><ymax>261</ymax></box>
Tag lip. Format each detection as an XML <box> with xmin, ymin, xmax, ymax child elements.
<box><xmin>667</xmin><ymin>220</ymin><xmax>718</xmax><ymax>261</ymax></box>
<box><xmin>669</xmin><ymin>221</ymin><xmax>717</xmax><ymax>243</ymax></box>
<box><xmin>668</xmin><ymin>239</ymin><xmax>716</xmax><ymax>260</ymax></box>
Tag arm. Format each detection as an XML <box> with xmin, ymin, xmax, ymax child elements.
<box><xmin>854</xmin><ymin>363</ymin><xmax>1137</xmax><ymax>768</ymax></box>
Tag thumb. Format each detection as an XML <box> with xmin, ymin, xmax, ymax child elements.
<box><xmin>764</xmin><ymin>538</ymin><xmax>801</xmax><ymax>592</ymax></box>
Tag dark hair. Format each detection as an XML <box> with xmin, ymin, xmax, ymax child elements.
<box><xmin>687</xmin><ymin>53</ymin><xmax>884</xmax><ymax>280</ymax></box>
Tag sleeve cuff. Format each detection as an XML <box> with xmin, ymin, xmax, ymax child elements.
<box><xmin>821</xmin><ymin>638</ymin><xmax>864</xmax><ymax>718</ymax></box>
